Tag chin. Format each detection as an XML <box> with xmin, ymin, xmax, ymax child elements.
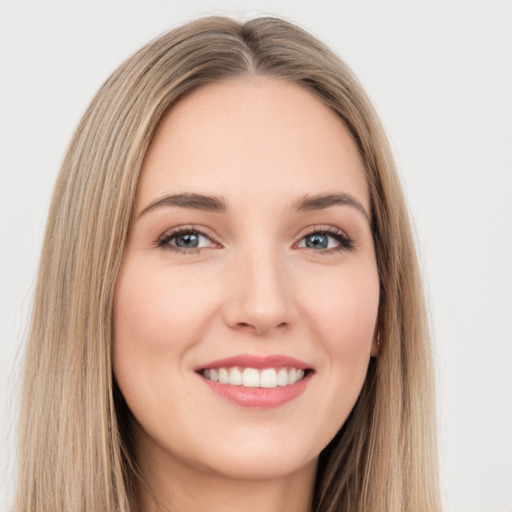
<box><xmin>205</xmin><ymin>453</ymin><xmax>317</xmax><ymax>482</ymax></box>
<box><xmin>191</xmin><ymin>434</ymin><xmax>321</xmax><ymax>481</ymax></box>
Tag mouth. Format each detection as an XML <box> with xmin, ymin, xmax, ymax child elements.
<box><xmin>195</xmin><ymin>354</ymin><xmax>314</xmax><ymax>408</ymax></box>
<box><xmin>200</xmin><ymin>366</ymin><xmax>310</xmax><ymax>388</ymax></box>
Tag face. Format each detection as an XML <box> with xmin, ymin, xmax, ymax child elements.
<box><xmin>113</xmin><ymin>78</ymin><xmax>380</xmax><ymax>483</ymax></box>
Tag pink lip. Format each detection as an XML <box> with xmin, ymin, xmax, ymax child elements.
<box><xmin>195</xmin><ymin>353</ymin><xmax>312</xmax><ymax>371</ymax></box>
<box><xmin>195</xmin><ymin>354</ymin><xmax>314</xmax><ymax>409</ymax></box>
<box><xmin>200</xmin><ymin>374</ymin><xmax>312</xmax><ymax>408</ymax></box>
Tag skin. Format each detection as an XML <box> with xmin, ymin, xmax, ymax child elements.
<box><xmin>113</xmin><ymin>77</ymin><xmax>380</xmax><ymax>512</ymax></box>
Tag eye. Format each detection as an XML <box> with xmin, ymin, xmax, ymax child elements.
<box><xmin>157</xmin><ymin>227</ymin><xmax>217</xmax><ymax>252</ymax></box>
<box><xmin>296</xmin><ymin>228</ymin><xmax>354</xmax><ymax>252</ymax></box>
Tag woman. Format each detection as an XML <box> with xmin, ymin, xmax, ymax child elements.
<box><xmin>14</xmin><ymin>16</ymin><xmax>441</xmax><ymax>512</ymax></box>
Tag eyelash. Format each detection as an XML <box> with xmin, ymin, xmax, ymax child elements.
<box><xmin>157</xmin><ymin>226</ymin><xmax>217</xmax><ymax>253</ymax></box>
<box><xmin>156</xmin><ymin>226</ymin><xmax>355</xmax><ymax>254</ymax></box>
<box><xmin>299</xmin><ymin>227</ymin><xmax>355</xmax><ymax>253</ymax></box>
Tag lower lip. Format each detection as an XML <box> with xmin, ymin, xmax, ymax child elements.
<box><xmin>199</xmin><ymin>372</ymin><xmax>312</xmax><ymax>408</ymax></box>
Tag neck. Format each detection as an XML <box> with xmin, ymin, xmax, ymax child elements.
<box><xmin>134</xmin><ymin>437</ymin><xmax>317</xmax><ymax>512</ymax></box>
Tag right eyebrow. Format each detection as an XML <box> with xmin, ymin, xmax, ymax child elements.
<box><xmin>293</xmin><ymin>192</ymin><xmax>370</xmax><ymax>224</ymax></box>
<box><xmin>137</xmin><ymin>193</ymin><xmax>228</xmax><ymax>218</ymax></box>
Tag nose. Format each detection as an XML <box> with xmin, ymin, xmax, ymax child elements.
<box><xmin>222</xmin><ymin>247</ymin><xmax>297</xmax><ymax>336</ymax></box>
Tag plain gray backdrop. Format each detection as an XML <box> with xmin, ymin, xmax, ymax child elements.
<box><xmin>1</xmin><ymin>1</ymin><xmax>511</xmax><ymax>511</ymax></box>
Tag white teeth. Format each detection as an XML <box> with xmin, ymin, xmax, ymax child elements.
<box><xmin>202</xmin><ymin>366</ymin><xmax>307</xmax><ymax>388</ymax></box>
<box><xmin>277</xmin><ymin>368</ymin><xmax>288</xmax><ymax>386</ymax></box>
<box><xmin>260</xmin><ymin>368</ymin><xmax>278</xmax><ymax>388</ymax></box>
<box><xmin>242</xmin><ymin>368</ymin><xmax>260</xmax><ymax>387</ymax></box>
<box><xmin>218</xmin><ymin>368</ymin><xmax>229</xmax><ymax>384</ymax></box>
<box><xmin>229</xmin><ymin>367</ymin><xmax>243</xmax><ymax>385</ymax></box>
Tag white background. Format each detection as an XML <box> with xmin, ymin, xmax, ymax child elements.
<box><xmin>1</xmin><ymin>1</ymin><xmax>511</xmax><ymax>511</ymax></box>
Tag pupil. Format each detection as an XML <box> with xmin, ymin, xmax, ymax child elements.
<box><xmin>306</xmin><ymin>234</ymin><xmax>328</xmax><ymax>249</ymax></box>
<box><xmin>176</xmin><ymin>233</ymin><xmax>198</xmax><ymax>248</ymax></box>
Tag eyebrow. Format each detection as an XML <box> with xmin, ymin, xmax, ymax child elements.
<box><xmin>138</xmin><ymin>193</ymin><xmax>228</xmax><ymax>217</ymax></box>
<box><xmin>293</xmin><ymin>193</ymin><xmax>370</xmax><ymax>222</ymax></box>
<box><xmin>138</xmin><ymin>191</ymin><xmax>370</xmax><ymax>222</ymax></box>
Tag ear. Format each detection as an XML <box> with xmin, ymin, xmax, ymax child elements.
<box><xmin>370</xmin><ymin>331</ymin><xmax>380</xmax><ymax>357</ymax></box>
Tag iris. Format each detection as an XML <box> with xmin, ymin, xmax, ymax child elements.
<box><xmin>305</xmin><ymin>233</ymin><xmax>328</xmax><ymax>249</ymax></box>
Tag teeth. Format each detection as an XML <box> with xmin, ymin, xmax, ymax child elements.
<box><xmin>242</xmin><ymin>368</ymin><xmax>260</xmax><ymax>387</ymax></box>
<box><xmin>218</xmin><ymin>368</ymin><xmax>229</xmax><ymax>384</ymax></box>
<box><xmin>229</xmin><ymin>367</ymin><xmax>243</xmax><ymax>385</ymax></box>
<box><xmin>277</xmin><ymin>368</ymin><xmax>288</xmax><ymax>386</ymax></box>
<box><xmin>202</xmin><ymin>366</ymin><xmax>307</xmax><ymax>388</ymax></box>
<box><xmin>260</xmin><ymin>368</ymin><xmax>277</xmax><ymax>388</ymax></box>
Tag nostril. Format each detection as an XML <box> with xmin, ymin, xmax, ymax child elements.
<box><xmin>232</xmin><ymin>320</ymin><xmax>290</xmax><ymax>334</ymax></box>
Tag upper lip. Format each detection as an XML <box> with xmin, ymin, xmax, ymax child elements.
<box><xmin>195</xmin><ymin>354</ymin><xmax>313</xmax><ymax>371</ymax></box>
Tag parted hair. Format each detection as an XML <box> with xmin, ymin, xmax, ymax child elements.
<box><xmin>15</xmin><ymin>15</ymin><xmax>441</xmax><ymax>512</ymax></box>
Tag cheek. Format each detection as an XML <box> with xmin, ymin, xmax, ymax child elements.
<box><xmin>112</xmin><ymin>263</ymin><xmax>215</xmax><ymax>401</ymax></box>
<box><xmin>112</xmin><ymin>261</ymin><xmax>221</xmax><ymax>436</ymax></box>
<box><xmin>114</xmin><ymin>262</ymin><xmax>216</xmax><ymax>353</ymax></box>
<box><xmin>305</xmin><ymin>263</ymin><xmax>379</xmax><ymax>348</ymax></box>
<box><xmin>289</xmin><ymin>263</ymin><xmax>379</xmax><ymax>454</ymax></box>
<box><xmin>300</xmin><ymin>262</ymin><xmax>379</xmax><ymax>406</ymax></box>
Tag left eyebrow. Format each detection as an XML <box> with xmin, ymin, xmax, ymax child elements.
<box><xmin>293</xmin><ymin>192</ymin><xmax>370</xmax><ymax>223</ymax></box>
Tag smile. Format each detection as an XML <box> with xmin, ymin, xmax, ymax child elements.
<box><xmin>196</xmin><ymin>354</ymin><xmax>314</xmax><ymax>408</ymax></box>
<box><xmin>201</xmin><ymin>367</ymin><xmax>306</xmax><ymax>388</ymax></box>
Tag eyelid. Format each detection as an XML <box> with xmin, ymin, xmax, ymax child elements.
<box><xmin>293</xmin><ymin>225</ymin><xmax>355</xmax><ymax>252</ymax></box>
<box><xmin>155</xmin><ymin>224</ymin><xmax>354</xmax><ymax>253</ymax></box>
<box><xmin>156</xmin><ymin>225</ymin><xmax>222</xmax><ymax>251</ymax></box>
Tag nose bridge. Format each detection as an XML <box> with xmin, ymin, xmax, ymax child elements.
<box><xmin>223</xmin><ymin>238</ymin><xmax>295</xmax><ymax>334</ymax></box>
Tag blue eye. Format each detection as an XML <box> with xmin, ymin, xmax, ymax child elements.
<box><xmin>297</xmin><ymin>229</ymin><xmax>354</xmax><ymax>251</ymax></box>
<box><xmin>174</xmin><ymin>233</ymin><xmax>201</xmax><ymax>248</ymax></box>
<box><xmin>158</xmin><ymin>229</ymin><xmax>214</xmax><ymax>251</ymax></box>
<box><xmin>304</xmin><ymin>233</ymin><xmax>329</xmax><ymax>249</ymax></box>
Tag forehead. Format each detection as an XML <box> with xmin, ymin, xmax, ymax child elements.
<box><xmin>138</xmin><ymin>78</ymin><xmax>369</xmax><ymax>212</ymax></box>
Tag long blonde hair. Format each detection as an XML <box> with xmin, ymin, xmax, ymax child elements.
<box><xmin>15</xmin><ymin>16</ymin><xmax>441</xmax><ymax>512</ymax></box>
